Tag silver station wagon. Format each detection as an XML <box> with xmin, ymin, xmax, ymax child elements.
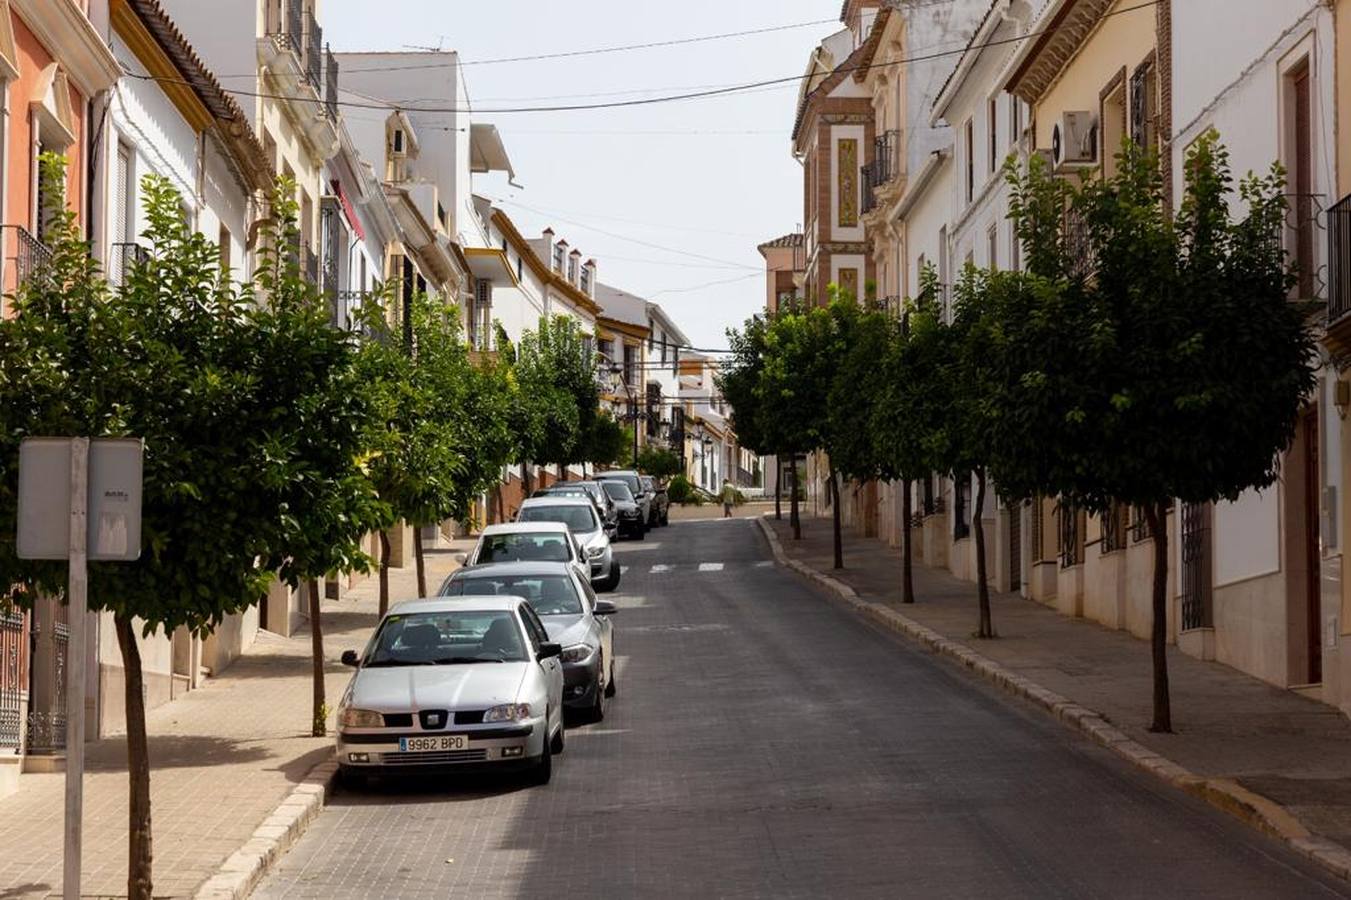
<box><xmin>336</xmin><ymin>596</ymin><xmax>565</xmax><ymax>785</ymax></box>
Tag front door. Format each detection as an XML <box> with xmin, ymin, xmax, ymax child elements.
<box><xmin>1303</xmin><ymin>409</ymin><xmax>1322</xmax><ymax>683</ymax></box>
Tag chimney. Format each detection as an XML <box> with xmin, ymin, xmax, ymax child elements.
<box><xmin>555</xmin><ymin>239</ymin><xmax>569</xmax><ymax>273</ymax></box>
<box><xmin>568</xmin><ymin>248</ymin><xmax>582</xmax><ymax>286</ymax></box>
<box><xmin>583</xmin><ymin>258</ymin><xmax>597</xmax><ymax>297</ymax></box>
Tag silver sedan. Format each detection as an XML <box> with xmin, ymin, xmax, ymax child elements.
<box><xmin>335</xmin><ymin>596</ymin><xmax>565</xmax><ymax>785</ymax></box>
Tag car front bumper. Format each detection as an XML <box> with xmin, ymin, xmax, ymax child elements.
<box><xmin>337</xmin><ymin>722</ymin><xmax>543</xmax><ymax>769</ymax></box>
<box><xmin>562</xmin><ymin>656</ymin><xmax>602</xmax><ymax>708</ymax></box>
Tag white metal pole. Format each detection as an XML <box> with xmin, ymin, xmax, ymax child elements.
<box><xmin>63</xmin><ymin>436</ymin><xmax>88</xmax><ymax>900</ymax></box>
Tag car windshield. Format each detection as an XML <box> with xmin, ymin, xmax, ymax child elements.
<box><xmin>476</xmin><ymin>533</ymin><xmax>570</xmax><ymax>564</ymax></box>
<box><xmin>640</xmin><ymin>477</ymin><xmax>656</xmax><ymax>491</ymax></box>
<box><xmin>519</xmin><ymin>505</ymin><xmax>596</xmax><ymax>533</ymax></box>
<box><xmin>365</xmin><ymin>610</ymin><xmax>527</xmax><ymax>665</ymax></box>
<box><xmin>601</xmin><ymin>481</ymin><xmax>634</xmax><ymax>503</ymax></box>
<box><xmin>602</xmin><ymin>473</ymin><xmax>643</xmax><ymax>495</ymax></box>
<box><xmin>445</xmin><ymin>574</ymin><xmax>584</xmax><ymax>616</ymax></box>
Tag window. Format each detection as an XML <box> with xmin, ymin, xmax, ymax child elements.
<box><xmin>447</xmin><ymin>573</ymin><xmax>584</xmax><ymax>617</ymax></box>
<box><xmin>1101</xmin><ymin>68</ymin><xmax>1127</xmax><ymax>178</ymax></box>
<box><xmin>1284</xmin><ymin>57</ymin><xmax>1314</xmax><ymax>298</ymax></box>
<box><xmin>1009</xmin><ymin>95</ymin><xmax>1023</xmax><ymax>148</ymax></box>
<box><xmin>623</xmin><ymin>343</ymin><xmax>637</xmax><ymax>387</ymax></box>
<box><xmin>597</xmin><ymin>337</ymin><xmax>614</xmax><ymax>364</ymax></box>
<box><xmin>364</xmin><ymin>610</ymin><xmax>527</xmax><ymax>665</ymax></box>
<box><xmin>392</xmin><ymin>129</ymin><xmax>404</xmax><ymax>153</ymax></box>
<box><xmin>988</xmin><ymin>97</ymin><xmax>998</xmax><ymax>174</ymax></box>
<box><xmin>568</xmin><ymin>255</ymin><xmax>578</xmax><ymax>284</ymax></box>
<box><xmin>987</xmin><ymin>224</ymin><xmax>998</xmax><ymax>272</ymax></box>
<box><xmin>1129</xmin><ymin>58</ymin><xmax>1158</xmax><ymax>152</ymax></box>
<box><xmin>964</xmin><ymin>119</ymin><xmax>974</xmax><ymax>204</ymax></box>
<box><xmin>471</xmin><ymin>280</ymin><xmax>492</xmax><ymax>350</ymax></box>
<box><xmin>218</xmin><ymin>224</ymin><xmax>232</xmax><ymax>279</ymax></box>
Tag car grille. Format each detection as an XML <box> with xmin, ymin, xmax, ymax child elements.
<box><xmin>454</xmin><ymin>710</ymin><xmax>486</xmax><ymax>725</ymax></box>
<box><xmin>382</xmin><ymin>749</ymin><xmax>489</xmax><ymax>765</ymax></box>
<box><xmin>382</xmin><ymin>713</ymin><xmax>413</xmax><ymax>727</ymax></box>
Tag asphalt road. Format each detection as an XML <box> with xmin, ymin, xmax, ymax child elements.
<box><xmin>254</xmin><ymin>518</ymin><xmax>1351</xmax><ymax>899</ymax></box>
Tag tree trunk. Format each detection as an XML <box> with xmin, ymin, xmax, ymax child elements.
<box><xmin>307</xmin><ymin>578</ymin><xmax>326</xmax><ymax>737</ymax></box>
<box><xmin>774</xmin><ymin>460</ymin><xmax>782</xmax><ymax>520</ymax></box>
<box><xmin>378</xmin><ymin>530</ymin><xmax>391</xmax><ymax>617</ymax></box>
<box><xmin>789</xmin><ymin>455</ymin><xmax>801</xmax><ymax>541</ymax></box>
<box><xmin>413</xmin><ymin>524</ymin><xmax>427</xmax><ymax>597</ymax></box>
<box><xmin>974</xmin><ymin>468</ymin><xmax>995</xmax><ymax>639</ymax></box>
<box><xmin>522</xmin><ymin>462</ymin><xmax>532</xmax><ymax>497</ymax></box>
<box><xmin>1145</xmin><ymin>501</ymin><xmax>1172</xmax><ymax>733</ymax></box>
<box><xmin>901</xmin><ymin>478</ymin><xmax>914</xmax><ymax>604</ymax></box>
<box><xmin>114</xmin><ymin>615</ymin><xmax>153</xmax><ymax>900</ymax></box>
<box><xmin>830</xmin><ymin>465</ymin><xmax>843</xmax><ymax>569</ymax></box>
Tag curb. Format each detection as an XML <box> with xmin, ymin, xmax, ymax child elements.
<box><xmin>193</xmin><ymin>755</ymin><xmax>339</xmax><ymax>900</ymax></box>
<box><xmin>755</xmin><ymin>515</ymin><xmax>1351</xmax><ymax>883</ymax></box>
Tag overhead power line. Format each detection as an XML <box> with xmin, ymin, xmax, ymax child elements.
<box><xmin>125</xmin><ymin>0</ymin><xmax>1161</xmax><ymax>115</ymax></box>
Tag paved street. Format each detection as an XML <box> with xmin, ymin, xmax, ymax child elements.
<box><xmin>255</xmin><ymin>519</ymin><xmax>1351</xmax><ymax>899</ymax></box>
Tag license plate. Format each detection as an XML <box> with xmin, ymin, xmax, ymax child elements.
<box><xmin>399</xmin><ymin>735</ymin><xmax>468</xmax><ymax>753</ymax></box>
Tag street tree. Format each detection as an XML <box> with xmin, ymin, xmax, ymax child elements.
<box><xmin>248</xmin><ymin>185</ymin><xmax>388</xmax><ymax>738</ymax></box>
<box><xmin>873</xmin><ymin>273</ymin><xmax>948</xmax><ymax>604</ymax></box>
<box><xmin>824</xmin><ymin>295</ymin><xmax>898</xmax><ymax>569</ymax></box>
<box><xmin>514</xmin><ymin>315</ymin><xmax>595</xmax><ymax>485</ymax></box>
<box><xmin>720</xmin><ymin>315</ymin><xmax>780</xmax><ymax>518</ymax></box>
<box><xmin>0</xmin><ymin>161</ymin><xmax>292</xmax><ymax>898</ymax></box>
<box><xmin>1003</xmin><ymin>134</ymin><xmax>1315</xmax><ymax>731</ymax></box>
<box><xmin>634</xmin><ymin>445</ymin><xmax>683</xmax><ymax>479</ymax></box>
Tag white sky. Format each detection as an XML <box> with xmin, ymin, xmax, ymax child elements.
<box><xmin>323</xmin><ymin>0</ymin><xmax>841</xmax><ymax>350</ymax></box>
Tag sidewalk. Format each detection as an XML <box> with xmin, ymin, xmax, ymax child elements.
<box><xmin>765</xmin><ymin>513</ymin><xmax>1351</xmax><ymax>867</ymax></box>
<box><xmin>0</xmin><ymin>541</ymin><xmax>470</xmax><ymax>899</ymax></box>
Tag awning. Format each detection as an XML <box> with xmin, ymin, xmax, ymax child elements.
<box><xmin>463</xmin><ymin>246</ymin><xmax>520</xmax><ymax>287</ymax></box>
<box><xmin>470</xmin><ymin>123</ymin><xmax>515</xmax><ymax>181</ymax></box>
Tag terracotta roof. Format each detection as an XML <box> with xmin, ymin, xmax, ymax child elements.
<box><xmin>756</xmin><ymin>232</ymin><xmax>803</xmax><ymax>251</ymax></box>
<box><xmin>124</xmin><ymin>0</ymin><xmax>272</xmax><ymax>191</ymax></box>
<box><xmin>850</xmin><ymin>6</ymin><xmax>895</xmax><ymax>82</ymax></box>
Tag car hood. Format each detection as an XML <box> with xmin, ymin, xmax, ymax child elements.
<box><xmin>613</xmin><ymin>500</ymin><xmax>639</xmax><ymax>513</ymax></box>
<box><xmin>541</xmin><ymin>614</ymin><xmax>590</xmax><ymax>646</ymax></box>
<box><xmin>348</xmin><ymin>663</ymin><xmax>527</xmax><ymax>711</ymax></box>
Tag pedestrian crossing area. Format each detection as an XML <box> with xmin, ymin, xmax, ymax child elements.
<box><xmin>618</xmin><ymin>561</ymin><xmax>775</xmax><ymax>575</ymax></box>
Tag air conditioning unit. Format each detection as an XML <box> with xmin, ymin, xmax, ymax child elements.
<box><xmin>1051</xmin><ymin>111</ymin><xmax>1098</xmax><ymax>168</ymax></box>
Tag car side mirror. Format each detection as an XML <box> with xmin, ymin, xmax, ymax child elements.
<box><xmin>537</xmin><ymin>642</ymin><xmax>562</xmax><ymax>661</ymax></box>
<box><xmin>593</xmin><ymin>600</ymin><xmax>618</xmax><ymax>616</ymax></box>
<box><xmin>340</xmin><ymin>650</ymin><xmax>360</xmax><ymax>667</ymax></box>
<box><xmin>455</xmin><ymin>553</ymin><xmax>468</xmax><ymax>565</ymax></box>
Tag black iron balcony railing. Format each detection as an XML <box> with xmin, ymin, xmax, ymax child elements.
<box><xmin>265</xmin><ymin>0</ymin><xmax>305</xmax><ymax>55</ymax></box>
<box><xmin>304</xmin><ymin>9</ymin><xmax>323</xmax><ymax>93</ymax></box>
<box><xmin>1063</xmin><ymin>204</ymin><xmax>1093</xmax><ymax>280</ymax></box>
<box><xmin>1</xmin><ymin>224</ymin><xmax>53</xmax><ymax>300</ymax></box>
<box><xmin>1330</xmin><ymin>193</ymin><xmax>1351</xmax><ymax>325</ymax></box>
<box><xmin>1058</xmin><ymin>503</ymin><xmax>1082</xmax><ymax>567</ymax></box>
<box><xmin>323</xmin><ymin>45</ymin><xmax>339</xmax><ymax>121</ymax></box>
<box><xmin>1286</xmin><ymin>192</ymin><xmax>1327</xmax><ymax>301</ymax></box>
<box><xmin>860</xmin><ymin>130</ymin><xmax>900</xmax><ymax>215</ymax></box>
<box><xmin>108</xmin><ymin>241</ymin><xmax>149</xmax><ymax>287</ymax></box>
<box><xmin>303</xmin><ymin>244</ymin><xmax>319</xmax><ymax>286</ymax></box>
<box><xmin>1100</xmin><ymin>502</ymin><xmax>1126</xmax><ymax>554</ymax></box>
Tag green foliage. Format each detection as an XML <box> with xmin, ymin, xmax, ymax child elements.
<box><xmin>826</xmin><ymin>297</ymin><xmax>898</xmax><ymax>483</ymax></box>
<box><xmin>757</xmin><ymin>302</ymin><xmax>839</xmax><ymax>458</ymax></box>
<box><xmin>634</xmin><ymin>445</ymin><xmax>682</xmax><ymax>479</ymax></box>
<box><xmin>513</xmin><ymin>315</ymin><xmax>599</xmax><ymax>469</ymax></box>
<box><xmin>1002</xmin><ymin>132</ymin><xmax>1314</xmax><ymax>510</ymax></box>
<box><xmin>718</xmin><ymin>314</ymin><xmax>772</xmax><ymax>455</ymax></box>
<box><xmin>581</xmin><ymin>412</ymin><xmax>630</xmax><ymax>468</ymax></box>
<box><xmin>873</xmin><ymin>267</ymin><xmax>948</xmax><ymax>482</ymax></box>
<box><xmin>667</xmin><ymin>474</ymin><xmax>699</xmax><ymax>504</ymax></box>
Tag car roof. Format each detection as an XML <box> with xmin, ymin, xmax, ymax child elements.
<box><xmin>480</xmin><ymin>521</ymin><xmax>570</xmax><ymax>535</ymax></box>
<box><xmin>520</xmin><ymin>495</ymin><xmax>593</xmax><ymax>507</ymax></box>
<box><xmin>387</xmin><ymin>595</ymin><xmax>528</xmax><ymax>615</ymax></box>
<box><xmin>451</xmin><ymin>561</ymin><xmax>576</xmax><ymax>578</ymax></box>
<box><xmin>598</xmin><ymin>470</ymin><xmax>639</xmax><ymax>477</ymax></box>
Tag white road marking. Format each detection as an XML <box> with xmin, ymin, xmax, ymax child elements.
<box><xmin>754</xmin><ymin>561</ymin><xmax>773</xmax><ymax>568</ymax></box>
<box><xmin>698</xmin><ymin>563</ymin><xmax>724</xmax><ymax>572</ymax></box>
<box><xmin>650</xmin><ymin>564</ymin><xmax>674</xmax><ymax>574</ymax></box>
<box><xmin>621</xmin><ymin>566</ymin><xmax>630</xmax><ymax>574</ymax></box>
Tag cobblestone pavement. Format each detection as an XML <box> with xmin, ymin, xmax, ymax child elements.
<box><xmin>0</xmin><ymin>544</ymin><xmax>466</xmax><ymax>899</ymax></box>
<box><xmin>254</xmin><ymin>519</ymin><xmax>1351</xmax><ymax>899</ymax></box>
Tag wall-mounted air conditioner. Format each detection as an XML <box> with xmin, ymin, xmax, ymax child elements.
<box><xmin>1051</xmin><ymin>111</ymin><xmax>1097</xmax><ymax>169</ymax></box>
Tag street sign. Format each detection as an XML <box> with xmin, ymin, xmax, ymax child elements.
<box><xmin>17</xmin><ymin>437</ymin><xmax>143</xmax><ymax>561</ymax></box>
<box><xmin>15</xmin><ymin>436</ymin><xmax>143</xmax><ymax>900</ymax></box>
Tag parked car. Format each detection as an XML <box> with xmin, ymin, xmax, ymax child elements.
<box><xmin>517</xmin><ymin>495</ymin><xmax>619</xmax><ymax>590</ymax></box>
<box><xmin>597</xmin><ymin>470</ymin><xmax>651</xmax><ymax>525</ymax></box>
<box><xmin>440</xmin><ymin>561</ymin><xmax>617</xmax><ymax>721</ymax></box>
<box><xmin>640</xmin><ymin>475</ymin><xmax>669</xmax><ymax>527</ymax></box>
<box><xmin>599</xmin><ymin>480</ymin><xmax>645</xmax><ymax>540</ymax></box>
<box><xmin>336</xmin><ymin>596</ymin><xmax>565</xmax><ymax>785</ymax></box>
<box><xmin>533</xmin><ymin>481</ymin><xmax>618</xmax><ymax>538</ymax></box>
<box><xmin>460</xmin><ymin>522</ymin><xmax>588</xmax><ymax>584</ymax></box>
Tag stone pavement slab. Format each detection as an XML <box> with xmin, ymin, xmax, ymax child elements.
<box><xmin>765</xmin><ymin>513</ymin><xmax>1351</xmax><ymax>857</ymax></box>
<box><xmin>0</xmin><ymin>542</ymin><xmax>469</xmax><ymax>899</ymax></box>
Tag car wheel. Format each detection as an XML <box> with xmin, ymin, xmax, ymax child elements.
<box><xmin>601</xmin><ymin>566</ymin><xmax>621</xmax><ymax>592</ymax></box>
<box><xmin>550</xmin><ymin>723</ymin><xmax>565</xmax><ymax>755</ymax></box>
<box><xmin>660</xmin><ymin>510</ymin><xmax>669</xmax><ymax>526</ymax></box>
<box><xmin>528</xmin><ymin>723</ymin><xmax>553</xmax><ymax>786</ymax></box>
<box><xmin>633</xmin><ymin>525</ymin><xmax>646</xmax><ymax>542</ymax></box>
<box><xmin>605</xmin><ymin>659</ymin><xmax>617</xmax><ymax>698</ymax></box>
<box><xmin>588</xmin><ymin>673</ymin><xmax>606</xmax><ymax>723</ymax></box>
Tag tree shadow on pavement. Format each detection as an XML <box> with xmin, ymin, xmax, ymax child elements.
<box><xmin>83</xmin><ymin>733</ymin><xmax>274</xmax><ymax>772</ymax></box>
<box><xmin>0</xmin><ymin>884</ymin><xmax>52</xmax><ymax>899</ymax></box>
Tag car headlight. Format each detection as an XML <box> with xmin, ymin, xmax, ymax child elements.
<box><xmin>586</xmin><ymin>545</ymin><xmax>604</xmax><ymax>558</ymax></box>
<box><xmin>483</xmin><ymin>703</ymin><xmax>533</xmax><ymax>723</ymax></box>
<box><xmin>560</xmin><ymin>644</ymin><xmax>596</xmax><ymax>664</ymax></box>
<box><xmin>338</xmin><ymin>707</ymin><xmax>383</xmax><ymax>729</ymax></box>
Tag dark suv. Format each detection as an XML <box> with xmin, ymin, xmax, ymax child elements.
<box><xmin>641</xmin><ymin>475</ymin><xmax>669</xmax><ymax>526</ymax></box>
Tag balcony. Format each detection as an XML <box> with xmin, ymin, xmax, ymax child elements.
<box><xmin>0</xmin><ymin>225</ymin><xmax>52</xmax><ymax>305</ymax></box>
<box><xmin>1326</xmin><ymin>193</ymin><xmax>1351</xmax><ymax>358</ymax></box>
<box><xmin>260</xmin><ymin>0</ymin><xmax>339</xmax><ymax>157</ymax></box>
<box><xmin>108</xmin><ymin>241</ymin><xmax>150</xmax><ymax>287</ymax></box>
<box><xmin>861</xmin><ymin>130</ymin><xmax>902</xmax><ymax>218</ymax></box>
